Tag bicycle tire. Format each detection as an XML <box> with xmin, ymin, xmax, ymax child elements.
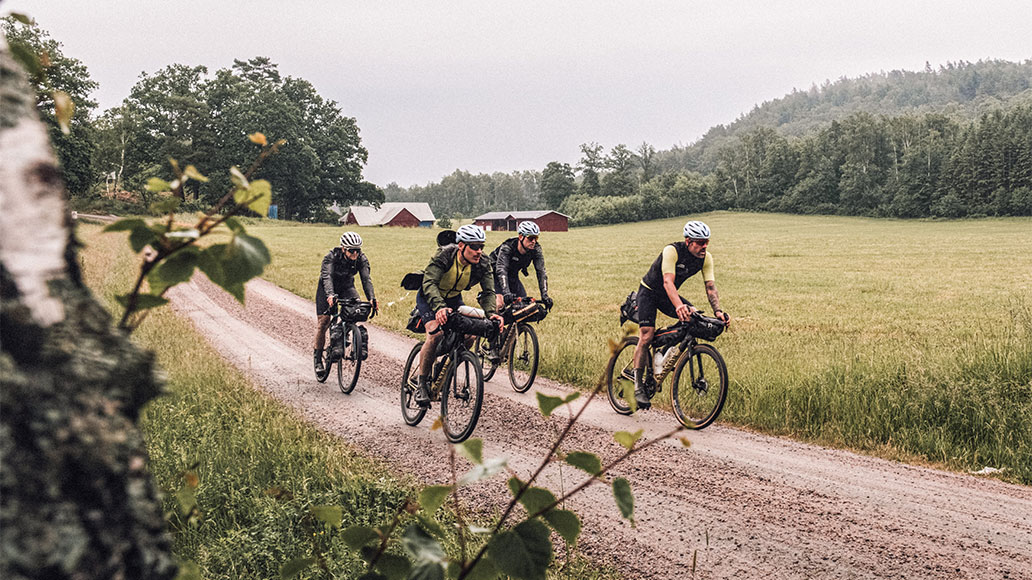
<box><xmin>337</xmin><ymin>323</ymin><xmax>362</xmax><ymax>394</ymax></box>
<box><xmin>440</xmin><ymin>350</ymin><xmax>484</xmax><ymax>443</ymax></box>
<box><xmin>670</xmin><ymin>343</ymin><xmax>728</xmax><ymax>429</ymax></box>
<box><xmin>474</xmin><ymin>335</ymin><xmax>499</xmax><ymax>382</ymax></box>
<box><xmin>605</xmin><ymin>336</ymin><xmax>638</xmax><ymax>415</ymax></box>
<box><xmin>508</xmin><ymin>323</ymin><xmax>539</xmax><ymax>393</ymax></box>
<box><xmin>401</xmin><ymin>342</ymin><xmax>428</xmax><ymax>426</ymax></box>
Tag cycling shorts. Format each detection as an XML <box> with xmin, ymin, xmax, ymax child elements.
<box><xmin>315</xmin><ymin>284</ymin><xmax>359</xmax><ymax>316</ymax></box>
<box><xmin>635</xmin><ymin>284</ymin><xmax>690</xmax><ymax>328</ymax></box>
<box><xmin>416</xmin><ymin>291</ymin><xmax>464</xmax><ymax>325</ymax></box>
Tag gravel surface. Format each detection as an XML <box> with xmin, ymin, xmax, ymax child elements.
<box><xmin>168</xmin><ymin>276</ymin><xmax>1032</xmax><ymax>579</ymax></box>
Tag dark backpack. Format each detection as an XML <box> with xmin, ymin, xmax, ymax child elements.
<box><xmin>619</xmin><ymin>291</ymin><xmax>639</xmax><ymax>325</ymax></box>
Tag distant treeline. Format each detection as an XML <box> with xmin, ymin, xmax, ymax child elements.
<box><xmin>387</xmin><ymin>59</ymin><xmax>1032</xmax><ymax>224</ymax></box>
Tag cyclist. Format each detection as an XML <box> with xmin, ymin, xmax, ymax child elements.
<box><xmin>629</xmin><ymin>220</ymin><xmax>730</xmax><ymax>409</ymax></box>
<box><xmin>489</xmin><ymin>220</ymin><xmax>553</xmax><ymax>312</ymax></box>
<box><xmin>313</xmin><ymin>231</ymin><xmax>378</xmax><ymax>374</ymax></box>
<box><xmin>413</xmin><ymin>224</ymin><xmax>503</xmax><ymax>407</ymax></box>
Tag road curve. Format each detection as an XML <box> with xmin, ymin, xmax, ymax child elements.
<box><xmin>167</xmin><ymin>276</ymin><xmax>1032</xmax><ymax>580</ymax></box>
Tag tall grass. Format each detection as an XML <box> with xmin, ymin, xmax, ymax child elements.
<box><xmin>249</xmin><ymin>213</ymin><xmax>1032</xmax><ymax>483</ymax></box>
<box><xmin>78</xmin><ymin>224</ymin><xmax>619</xmax><ymax>579</ymax></box>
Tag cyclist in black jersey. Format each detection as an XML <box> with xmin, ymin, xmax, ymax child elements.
<box><xmin>630</xmin><ymin>220</ymin><xmax>730</xmax><ymax>409</ymax></box>
<box><xmin>313</xmin><ymin>231</ymin><xmax>377</xmax><ymax>373</ymax></box>
<box><xmin>489</xmin><ymin>220</ymin><xmax>552</xmax><ymax>312</ymax></box>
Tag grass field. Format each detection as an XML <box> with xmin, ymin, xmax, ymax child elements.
<box><xmin>247</xmin><ymin>212</ymin><xmax>1032</xmax><ymax>484</ymax></box>
<box><xmin>78</xmin><ymin>225</ymin><xmax>617</xmax><ymax>579</ymax></box>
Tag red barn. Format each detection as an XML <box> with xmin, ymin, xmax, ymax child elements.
<box><xmin>340</xmin><ymin>203</ymin><xmax>435</xmax><ymax>227</ymax></box>
<box><xmin>472</xmin><ymin>210</ymin><xmax>569</xmax><ymax>232</ymax></box>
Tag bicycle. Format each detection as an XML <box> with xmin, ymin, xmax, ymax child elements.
<box><xmin>606</xmin><ymin>311</ymin><xmax>728</xmax><ymax>429</ymax></box>
<box><xmin>473</xmin><ymin>297</ymin><xmax>549</xmax><ymax>393</ymax></box>
<box><xmin>315</xmin><ymin>299</ymin><xmax>371</xmax><ymax>394</ymax></box>
<box><xmin>400</xmin><ymin>311</ymin><xmax>501</xmax><ymax>443</ymax></box>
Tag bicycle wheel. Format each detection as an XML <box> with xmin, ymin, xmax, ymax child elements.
<box><xmin>315</xmin><ymin>347</ymin><xmax>331</xmax><ymax>383</ymax></box>
<box><xmin>507</xmin><ymin>323</ymin><xmax>539</xmax><ymax>393</ymax></box>
<box><xmin>670</xmin><ymin>343</ymin><xmax>728</xmax><ymax>429</ymax></box>
<box><xmin>401</xmin><ymin>342</ymin><xmax>428</xmax><ymax>426</ymax></box>
<box><xmin>337</xmin><ymin>324</ymin><xmax>362</xmax><ymax>394</ymax></box>
<box><xmin>474</xmin><ymin>335</ymin><xmax>498</xmax><ymax>382</ymax></box>
<box><xmin>440</xmin><ymin>350</ymin><xmax>484</xmax><ymax>443</ymax></box>
<box><xmin>605</xmin><ymin>336</ymin><xmax>638</xmax><ymax>415</ymax></box>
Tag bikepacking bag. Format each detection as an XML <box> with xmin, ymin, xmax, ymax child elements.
<box><xmin>358</xmin><ymin>325</ymin><xmax>369</xmax><ymax>360</ymax></box>
<box><xmin>619</xmin><ymin>290</ymin><xmax>640</xmax><ymax>325</ymax></box>
<box><xmin>448</xmin><ymin>314</ymin><xmax>500</xmax><ymax>341</ymax></box>
<box><xmin>688</xmin><ymin>314</ymin><xmax>725</xmax><ymax>341</ymax></box>
<box><xmin>511</xmin><ymin>302</ymin><xmax>547</xmax><ymax>324</ymax></box>
<box><xmin>653</xmin><ymin>323</ymin><xmax>688</xmax><ymax>349</ymax></box>
<box><xmin>340</xmin><ymin>301</ymin><xmax>371</xmax><ymax>322</ymax></box>
<box><xmin>401</xmin><ymin>271</ymin><xmax>424</xmax><ymax>291</ymax></box>
<box><xmin>406</xmin><ymin>308</ymin><xmax>425</xmax><ymax>334</ymax></box>
<box><xmin>329</xmin><ymin>323</ymin><xmax>345</xmax><ymax>358</ymax></box>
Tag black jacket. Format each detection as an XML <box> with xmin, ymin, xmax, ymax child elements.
<box><xmin>320</xmin><ymin>248</ymin><xmax>375</xmax><ymax>300</ymax></box>
<box><xmin>489</xmin><ymin>237</ymin><xmax>549</xmax><ymax>298</ymax></box>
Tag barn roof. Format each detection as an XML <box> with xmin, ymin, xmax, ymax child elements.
<box><xmin>473</xmin><ymin>210</ymin><xmax>569</xmax><ymax>220</ymax></box>
<box><xmin>342</xmin><ymin>202</ymin><xmax>436</xmax><ymax>225</ymax></box>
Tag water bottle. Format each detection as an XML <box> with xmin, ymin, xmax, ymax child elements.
<box><xmin>653</xmin><ymin>348</ymin><xmax>668</xmax><ymax>375</ymax></box>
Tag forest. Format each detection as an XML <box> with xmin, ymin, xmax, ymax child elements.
<box><xmin>4</xmin><ymin>16</ymin><xmax>1031</xmax><ymax>225</ymax></box>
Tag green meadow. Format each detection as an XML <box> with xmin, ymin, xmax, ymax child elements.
<box><xmin>249</xmin><ymin>212</ymin><xmax>1032</xmax><ymax>483</ymax></box>
<box><xmin>78</xmin><ymin>224</ymin><xmax>618</xmax><ymax>579</ymax></box>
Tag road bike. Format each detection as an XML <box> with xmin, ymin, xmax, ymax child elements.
<box><xmin>473</xmin><ymin>297</ymin><xmax>549</xmax><ymax>393</ymax></box>
<box><xmin>606</xmin><ymin>311</ymin><xmax>728</xmax><ymax>429</ymax></box>
<box><xmin>315</xmin><ymin>299</ymin><xmax>371</xmax><ymax>394</ymax></box>
<box><xmin>400</xmin><ymin>312</ymin><xmax>501</xmax><ymax>443</ymax></box>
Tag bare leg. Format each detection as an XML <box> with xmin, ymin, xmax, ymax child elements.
<box><xmin>313</xmin><ymin>315</ymin><xmax>331</xmax><ymax>351</ymax></box>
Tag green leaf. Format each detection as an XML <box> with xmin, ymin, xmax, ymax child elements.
<box><xmin>280</xmin><ymin>557</ymin><xmax>318</xmax><ymax>579</ymax></box>
<box><xmin>103</xmin><ymin>218</ymin><xmax>147</xmax><ymax>232</ymax></box>
<box><xmin>244</xmin><ymin>179</ymin><xmax>272</xmax><ymax>217</ymax></box>
<box><xmin>543</xmin><ymin>509</ymin><xmax>581</xmax><ymax>545</ymax></box>
<box><xmin>536</xmin><ymin>392</ymin><xmax>564</xmax><ymax>417</ymax></box>
<box><xmin>229</xmin><ymin>166</ymin><xmax>249</xmax><ymax>188</ymax></box>
<box><xmin>419</xmin><ymin>485</ymin><xmax>453</xmax><ymax>514</ymax></box>
<box><xmin>452</xmin><ymin>557</ymin><xmax>499</xmax><ymax>580</ymax></box>
<box><xmin>457</xmin><ymin>438</ymin><xmax>483</xmax><ymax>464</ymax></box>
<box><xmin>563</xmin><ymin>392</ymin><xmax>581</xmax><ymax>404</ymax></box>
<box><xmin>614</xmin><ymin>429</ymin><xmax>644</xmax><ymax>450</ymax></box>
<box><xmin>10</xmin><ymin>13</ymin><xmax>33</xmax><ymax>25</ymax></box>
<box><xmin>128</xmin><ymin>224</ymin><xmax>159</xmax><ymax>253</ymax></box>
<box><xmin>147</xmin><ymin>247</ymin><xmax>199</xmax><ymax>294</ymax></box>
<box><xmin>146</xmin><ymin>177</ymin><xmax>171</xmax><ymax>193</ymax></box>
<box><xmin>183</xmin><ymin>164</ymin><xmax>209</xmax><ymax>182</ymax></box>
<box><xmin>458</xmin><ymin>456</ymin><xmax>507</xmax><ymax>486</ymax></box>
<box><xmin>564</xmin><ymin>451</ymin><xmax>602</xmax><ymax>476</ymax></box>
<box><xmin>224</xmin><ymin>233</ymin><xmax>271</xmax><ymax>285</ymax></box>
<box><xmin>415</xmin><ymin>513</ymin><xmax>445</xmax><ymax>539</ymax></box>
<box><xmin>116</xmin><ymin>293</ymin><xmax>170</xmax><ymax>311</ymax></box>
<box><xmin>506</xmin><ymin>476</ymin><xmax>524</xmax><ymax>498</ymax></box>
<box><xmin>488</xmin><ymin>520</ymin><xmax>552</xmax><ymax>580</ymax></box>
<box><xmin>679</xmin><ymin>437</ymin><xmax>692</xmax><ymax>448</ymax></box>
<box><xmin>341</xmin><ymin>525</ymin><xmax>379</xmax><ymax>549</ymax></box>
<box><xmin>375</xmin><ymin>553</ymin><xmax>412</xmax><ymax>580</ymax></box>
<box><xmin>174</xmin><ymin>486</ymin><xmax>196</xmax><ymax>516</ymax></box>
<box><xmin>150</xmin><ymin>197</ymin><xmax>181</xmax><ymax>215</ymax></box>
<box><xmin>311</xmin><ymin>504</ymin><xmax>343</xmax><ymax>528</ymax></box>
<box><xmin>224</xmin><ymin>216</ymin><xmax>246</xmax><ymax>233</ymax></box>
<box><xmin>518</xmin><ymin>486</ymin><xmax>557</xmax><ymax>516</ymax></box>
<box><xmin>401</xmin><ymin>525</ymin><xmax>445</xmax><ymax>564</ymax></box>
<box><xmin>612</xmin><ymin>477</ymin><xmax>635</xmax><ymax>522</ymax></box>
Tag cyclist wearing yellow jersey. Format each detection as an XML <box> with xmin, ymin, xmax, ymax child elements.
<box><xmin>414</xmin><ymin>224</ymin><xmax>503</xmax><ymax>407</ymax></box>
<box><xmin>630</xmin><ymin>220</ymin><xmax>730</xmax><ymax>409</ymax></box>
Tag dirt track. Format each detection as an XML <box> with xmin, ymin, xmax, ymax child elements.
<box><xmin>167</xmin><ymin>276</ymin><xmax>1032</xmax><ymax>579</ymax></box>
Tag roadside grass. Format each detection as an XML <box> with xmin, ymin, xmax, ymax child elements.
<box><xmin>77</xmin><ymin>224</ymin><xmax>620</xmax><ymax>579</ymax></box>
<box><xmin>248</xmin><ymin>212</ymin><xmax>1032</xmax><ymax>484</ymax></box>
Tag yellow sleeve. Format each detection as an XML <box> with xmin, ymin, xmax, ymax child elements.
<box><xmin>701</xmin><ymin>252</ymin><xmax>715</xmax><ymax>282</ymax></box>
<box><xmin>660</xmin><ymin>245</ymin><xmax>678</xmax><ymax>276</ymax></box>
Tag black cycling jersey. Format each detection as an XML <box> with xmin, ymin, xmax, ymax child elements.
<box><xmin>315</xmin><ymin>248</ymin><xmax>374</xmax><ymax>315</ymax></box>
<box><xmin>640</xmin><ymin>241</ymin><xmax>704</xmax><ymax>292</ymax></box>
<box><xmin>489</xmin><ymin>237</ymin><xmax>549</xmax><ymax>298</ymax></box>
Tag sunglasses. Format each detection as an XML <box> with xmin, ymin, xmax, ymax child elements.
<box><xmin>525</xmin><ymin>236</ymin><xmax>539</xmax><ymax>242</ymax></box>
<box><xmin>344</xmin><ymin>248</ymin><xmax>360</xmax><ymax>254</ymax></box>
<box><xmin>688</xmin><ymin>239</ymin><xmax>709</xmax><ymax>246</ymax></box>
<box><xmin>465</xmin><ymin>243</ymin><xmax>485</xmax><ymax>251</ymax></box>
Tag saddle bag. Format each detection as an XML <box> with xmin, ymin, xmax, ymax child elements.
<box><xmin>406</xmin><ymin>308</ymin><xmax>426</xmax><ymax>334</ymax></box>
<box><xmin>619</xmin><ymin>290</ymin><xmax>640</xmax><ymax>325</ymax></box>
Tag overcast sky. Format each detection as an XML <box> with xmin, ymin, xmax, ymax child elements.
<box><xmin>4</xmin><ymin>1</ymin><xmax>1030</xmax><ymax>187</ymax></box>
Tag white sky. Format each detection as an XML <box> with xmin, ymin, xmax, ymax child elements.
<box><xmin>3</xmin><ymin>1</ymin><xmax>1030</xmax><ymax>187</ymax></box>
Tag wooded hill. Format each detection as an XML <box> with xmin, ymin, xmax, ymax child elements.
<box><xmin>390</xmin><ymin>59</ymin><xmax>1032</xmax><ymax>223</ymax></box>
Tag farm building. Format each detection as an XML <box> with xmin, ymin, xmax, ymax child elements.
<box><xmin>340</xmin><ymin>203</ymin><xmax>436</xmax><ymax>227</ymax></box>
<box><xmin>472</xmin><ymin>210</ymin><xmax>569</xmax><ymax>232</ymax></box>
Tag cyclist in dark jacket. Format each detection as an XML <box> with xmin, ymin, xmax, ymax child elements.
<box><xmin>489</xmin><ymin>220</ymin><xmax>553</xmax><ymax>312</ymax></box>
<box><xmin>313</xmin><ymin>231</ymin><xmax>377</xmax><ymax>373</ymax></box>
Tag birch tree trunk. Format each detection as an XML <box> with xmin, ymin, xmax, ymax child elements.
<box><xmin>1</xmin><ymin>44</ymin><xmax>176</xmax><ymax>580</ymax></box>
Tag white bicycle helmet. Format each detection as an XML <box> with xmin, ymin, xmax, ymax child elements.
<box><xmin>682</xmin><ymin>220</ymin><xmax>710</xmax><ymax>240</ymax></box>
<box><xmin>455</xmin><ymin>224</ymin><xmax>486</xmax><ymax>243</ymax></box>
<box><xmin>340</xmin><ymin>231</ymin><xmax>363</xmax><ymax>249</ymax></box>
<box><xmin>517</xmin><ymin>221</ymin><xmax>540</xmax><ymax>237</ymax></box>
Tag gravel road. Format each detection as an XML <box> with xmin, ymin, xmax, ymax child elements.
<box><xmin>167</xmin><ymin>276</ymin><xmax>1032</xmax><ymax>579</ymax></box>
